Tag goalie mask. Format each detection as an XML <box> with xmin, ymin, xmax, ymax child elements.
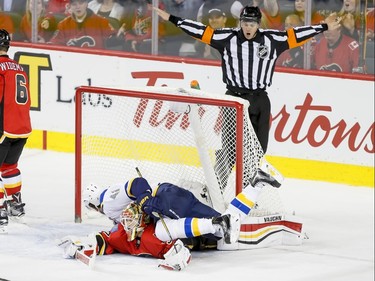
<box><xmin>120</xmin><ymin>202</ymin><xmax>150</xmax><ymax>241</ymax></box>
<box><xmin>83</xmin><ymin>183</ymin><xmax>104</xmax><ymax>213</ymax></box>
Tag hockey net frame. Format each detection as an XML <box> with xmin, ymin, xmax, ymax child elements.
<box><xmin>74</xmin><ymin>85</ymin><xmax>267</xmax><ymax>223</ymax></box>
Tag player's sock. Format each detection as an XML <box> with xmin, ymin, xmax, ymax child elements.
<box><xmin>225</xmin><ymin>181</ymin><xmax>265</xmax><ymax>221</ymax></box>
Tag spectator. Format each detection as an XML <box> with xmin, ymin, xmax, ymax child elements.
<box><xmin>49</xmin><ymin>0</ymin><xmax>121</xmax><ymax>49</ymax></box>
<box><xmin>0</xmin><ymin>12</ymin><xmax>15</xmax><ymax>39</ymax></box>
<box><xmin>123</xmin><ymin>0</ymin><xmax>166</xmax><ymax>54</ymax></box>
<box><xmin>46</xmin><ymin>0</ymin><xmax>70</xmax><ymax>16</ymax></box>
<box><xmin>314</xmin><ymin>0</ymin><xmax>343</xmax><ymax>12</ymax></box>
<box><xmin>338</xmin><ymin>0</ymin><xmax>361</xmax><ymax>40</ymax></box>
<box><xmin>197</xmin><ymin>0</ymin><xmax>243</xmax><ymax>28</ymax></box>
<box><xmin>276</xmin><ymin>14</ymin><xmax>304</xmax><ymax>68</ymax></box>
<box><xmin>294</xmin><ymin>0</ymin><xmax>324</xmax><ymax>24</ymax></box>
<box><xmin>312</xmin><ymin>15</ymin><xmax>360</xmax><ymax>72</ymax></box>
<box><xmin>88</xmin><ymin>0</ymin><xmax>125</xmax><ymax>26</ymax></box>
<box><xmin>163</xmin><ymin>0</ymin><xmax>203</xmax><ymax>57</ymax></box>
<box><xmin>195</xmin><ymin>8</ymin><xmax>227</xmax><ymax>60</ymax></box>
<box><xmin>19</xmin><ymin>0</ymin><xmax>57</xmax><ymax>43</ymax></box>
<box><xmin>0</xmin><ymin>0</ymin><xmax>27</xmax><ymax>15</ymax></box>
<box><xmin>366</xmin><ymin>6</ymin><xmax>374</xmax><ymax>41</ymax></box>
<box><xmin>242</xmin><ymin>0</ymin><xmax>283</xmax><ymax>29</ymax></box>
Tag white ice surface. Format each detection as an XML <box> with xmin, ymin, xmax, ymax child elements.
<box><xmin>0</xmin><ymin>149</ymin><xmax>373</xmax><ymax>281</ymax></box>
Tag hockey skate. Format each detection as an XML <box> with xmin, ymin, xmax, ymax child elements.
<box><xmin>250</xmin><ymin>168</ymin><xmax>282</xmax><ymax>188</ymax></box>
<box><xmin>0</xmin><ymin>207</ymin><xmax>8</xmax><ymax>234</ymax></box>
<box><xmin>5</xmin><ymin>192</ymin><xmax>25</xmax><ymax>218</ymax></box>
<box><xmin>259</xmin><ymin>158</ymin><xmax>284</xmax><ymax>185</ymax></box>
<box><xmin>212</xmin><ymin>213</ymin><xmax>240</xmax><ymax>244</ymax></box>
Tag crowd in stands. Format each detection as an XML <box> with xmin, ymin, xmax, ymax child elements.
<box><xmin>0</xmin><ymin>0</ymin><xmax>374</xmax><ymax>74</ymax></box>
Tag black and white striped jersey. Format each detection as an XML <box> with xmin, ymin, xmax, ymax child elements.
<box><xmin>169</xmin><ymin>15</ymin><xmax>328</xmax><ymax>91</ymax></box>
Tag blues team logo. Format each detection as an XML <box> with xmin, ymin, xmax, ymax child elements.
<box><xmin>257</xmin><ymin>45</ymin><xmax>269</xmax><ymax>59</ymax></box>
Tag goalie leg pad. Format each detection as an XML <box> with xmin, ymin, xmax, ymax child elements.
<box><xmin>229</xmin><ymin>213</ymin><xmax>241</xmax><ymax>244</ymax></box>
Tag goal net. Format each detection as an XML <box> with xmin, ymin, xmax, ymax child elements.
<box><xmin>75</xmin><ymin>85</ymin><xmax>283</xmax><ymax>223</ymax></box>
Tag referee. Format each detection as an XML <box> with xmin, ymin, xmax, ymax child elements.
<box><xmin>155</xmin><ymin>5</ymin><xmax>341</xmax><ymax>152</ymax></box>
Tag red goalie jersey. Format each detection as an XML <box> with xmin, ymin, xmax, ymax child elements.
<box><xmin>95</xmin><ymin>223</ymin><xmax>174</xmax><ymax>258</ymax></box>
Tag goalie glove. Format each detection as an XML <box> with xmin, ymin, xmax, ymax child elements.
<box><xmin>158</xmin><ymin>239</ymin><xmax>192</xmax><ymax>271</ymax></box>
<box><xmin>58</xmin><ymin>235</ymin><xmax>97</xmax><ymax>259</ymax></box>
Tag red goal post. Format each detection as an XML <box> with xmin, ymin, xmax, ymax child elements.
<box><xmin>75</xmin><ymin>86</ymin><xmax>264</xmax><ymax>223</ymax></box>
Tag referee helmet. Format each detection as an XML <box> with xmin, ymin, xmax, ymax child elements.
<box><xmin>240</xmin><ymin>6</ymin><xmax>262</xmax><ymax>24</ymax></box>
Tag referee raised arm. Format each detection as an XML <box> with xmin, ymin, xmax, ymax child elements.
<box><xmin>154</xmin><ymin>5</ymin><xmax>341</xmax><ymax>154</ymax></box>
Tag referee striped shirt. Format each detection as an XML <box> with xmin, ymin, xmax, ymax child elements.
<box><xmin>169</xmin><ymin>15</ymin><xmax>328</xmax><ymax>91</ymax></box>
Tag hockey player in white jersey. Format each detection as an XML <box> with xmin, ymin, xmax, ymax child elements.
<box><xmin>83</xmin><ymin>177</ymin><xmax>240</xmax><ymax>244</ymax></box>
<box><xmin>84</xmin><ymin>177</ymin><xmax>220</xmax><ymax>222</ymax></box>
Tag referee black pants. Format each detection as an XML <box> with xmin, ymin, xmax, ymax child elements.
<box><xmin>225</xmin><ymin>89</ymin><xmax>271</xmax><ymax>154</ymax></box>
<box><xmin>214</xmin><ymin>89</ymin><xmax>270</xmax><ymax>189</ymax></box>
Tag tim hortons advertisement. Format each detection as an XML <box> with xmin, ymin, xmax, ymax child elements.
<box><xmin>8</xmin><ymin>44</ymin><xmax>374</xmax><ymax>186</ymax></box>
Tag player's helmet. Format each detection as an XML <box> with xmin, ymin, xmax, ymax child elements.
<box><xmin>0</xmin><ymin>29</ymin><xmax>11</xmax><ymax>48</ymax></box>
<box><xmin>240</xmin><ymin>6</ymin><xmax>262</xmax><ymax>24</ymax></box>
<box><xmin>83</xmin><ymin>183</ymin><xmax>104</xmax><ymax>212</ymax></box>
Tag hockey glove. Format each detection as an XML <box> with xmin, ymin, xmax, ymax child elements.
<box><xmin>158</xmin><ymin>239</ymin><xmax>192</xmax><ymax>271</ymax></box>
<box><xmin>136</xmin><ymin>192</ymin><xmax>163</xmax><ymax>218</ymax></box>
<box><xmin>58</xmin><ymin>235</ymin><xmax>97</xmax><ymax>259</ymax></box>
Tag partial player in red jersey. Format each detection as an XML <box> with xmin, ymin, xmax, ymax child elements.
<box><xmin>49</xmin><ymin>0</ymin><xmax>120</xmax><ymax>49</ymax></box>
<box><xmin>312</xmin><ymin>15</ymin><xmax>360</xmax><ymax>73</ymax></box>
<box><xmin>0</xmin><ymin>29</ymin><xmax>32</xmax><ymax>234</ymax></box>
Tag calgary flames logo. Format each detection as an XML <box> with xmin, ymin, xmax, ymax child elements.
<box><xmin>67</xmin><ymin>36</ymin><xmax>96</xmax><ymax>48</ymax></box>
<box><xmin>320</xmin><ymin>63</ymin><xmax>343</xmax><ymax>72</ymax></box>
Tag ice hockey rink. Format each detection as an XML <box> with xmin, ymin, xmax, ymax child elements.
<box><xmin>0</xmin><ymin>149</ymin><xmax>373</xmax><ymax>281</ymax></box>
